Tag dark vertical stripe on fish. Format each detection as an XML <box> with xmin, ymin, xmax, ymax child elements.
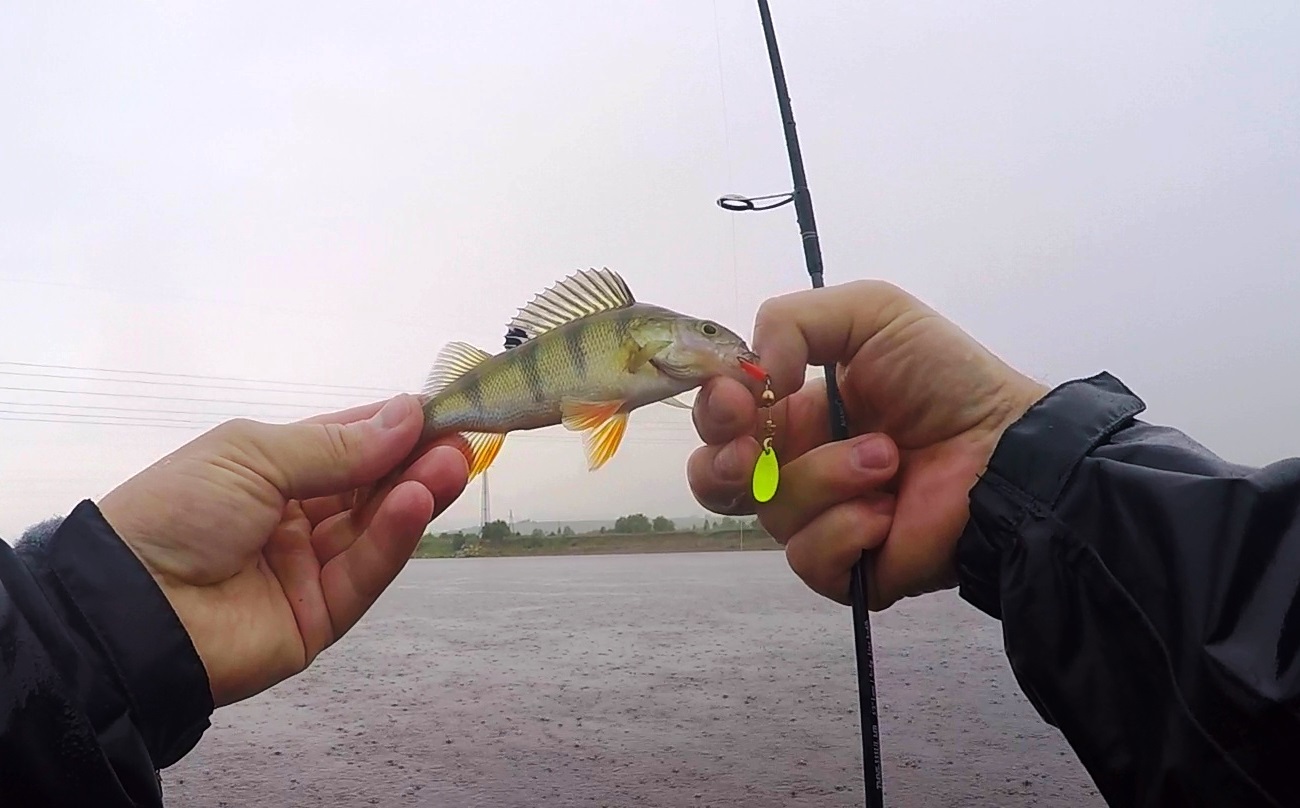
<box><xmin>564</xmin><ymin>326</ymin><xmax>587</xmax><ymax>377</ymax></box>
<box><xmin>521</xmin><ymin>341</ymin><xmax>546</xmax><ymax>403</ymax></box>
<box><xmin>464</xmin><ymin>376</ymin><xmax>485</xmax><ymax>410</ymax></box>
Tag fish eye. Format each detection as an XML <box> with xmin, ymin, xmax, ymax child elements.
<box><xmin>701</xmin><ymin>322</ymin><xmax>718</xmax><ymax>336</ymax></box>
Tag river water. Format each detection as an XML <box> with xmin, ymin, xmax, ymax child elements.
<box><xmin>162</xmin><ymin>551</ymin><xmax>1103</xmax><ymax>807</ymax></box>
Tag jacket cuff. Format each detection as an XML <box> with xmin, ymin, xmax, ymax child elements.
<box><xmin>37</xmin><ymin>500</ymin><xmax>213</xmax><ymax>767</ymax></box>
<box><xmin>954</xmin><ymin>372</ymin><xmax>1147</xmax><ymax>619</ymax></box>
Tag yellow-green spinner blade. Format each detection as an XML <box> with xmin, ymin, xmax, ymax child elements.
<box><xmin>752</xmin><ymin>442</ymin><xmax>779</xmax><ymax>503</ymax></box>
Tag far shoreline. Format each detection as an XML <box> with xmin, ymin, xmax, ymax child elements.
<box><xmin>413</xmin><ymin>529</ymin><xmax>780</xmax><ymax>559</ymax></box>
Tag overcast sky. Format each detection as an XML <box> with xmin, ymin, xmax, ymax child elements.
<box><xmin>2</xmin><ymin>1</ymin><xmax>1297</xmax><ymax>538</ymax></box>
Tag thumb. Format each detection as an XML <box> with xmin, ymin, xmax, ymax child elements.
<box><xmin>223</xmin><ymin>394</ymin><xmax>425</xmax><ymax>502</ymax></box>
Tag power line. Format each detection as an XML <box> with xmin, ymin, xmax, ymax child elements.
<box><xmin>0</xmin><ymin>384</ymin><xmax>341</xmax><ymax>409</ymax></box>
<box><xmin>0</xmin><ymin>399</ymin><xmax>295</xmax><ymax>420</ymax></box>
<box><xmin>0</xmin><ymin>408</ymin><xmax>209</xmax><ymax>426</ymax></box>
<box><xmin>0</xmin><ymin>390</ymin><xmax>696</xmax><ymax>428</ymax></box>
<box><xmin>0</xmin><ymin>398</ymin><xmax>694</xmax><ymax>430</ymax></box>
<box><xmin>0</xmin><ymin>361</ymin><xmax>399</xmax><ymax>395</ymax></box>
<box><xmin>0</xmin><ymin>369</ymin><xmax>396</xmax><ymax>398</ymax></box>
<box><xmin>0</xmin><ymin>410</ymin><xmax>699</xmax><ymax>444</ymax></box>
<box><xmin>0</xmin><ymin>414</ymin><xmax>204</xmax><ymax>430</ymax></box>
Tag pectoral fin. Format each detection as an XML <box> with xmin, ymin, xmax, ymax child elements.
<box><xmin>657</xmin><ymin>395</ymin><xmax>692</xmax><ymax>410</ymax></box>
<box><xmin>560</xmin><ymin>398</ymin><xmax>630</xmax><ymax>470</ymax></box>
<box><xmin>625</xmin><ymin>339</ymin><xmax>672</xmax><ymax>374</ymax></box>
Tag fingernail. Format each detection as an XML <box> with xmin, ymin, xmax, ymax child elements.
<box><xmin>852</xmin><ymin>436</ymin><xmax>891</xmax><ymax>470</ymax></box>
<box><xmin>714</xmin><ymin>442</ymin><xmax>743</xmax><ymax>482</ymax></box>
<box><xmin>376</xmin><ymin>396</ymin><xmax>411</xmax><ymax>430</ymax></box>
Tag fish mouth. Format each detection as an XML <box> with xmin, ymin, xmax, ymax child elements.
<box><xmin>737</xmin><ymin>354</ymin><xmax>768</xmax><ymax>382</ymax></box>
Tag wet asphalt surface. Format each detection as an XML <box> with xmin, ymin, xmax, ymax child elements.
<box><xmin>163</xmin><ymin>552</ymin><xmax>1103</xmax><ymax>807</ymax></box>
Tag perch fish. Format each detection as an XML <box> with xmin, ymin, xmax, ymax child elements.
<box><xmin>413</xmin><ymin>267</ymin><xmax>766</xmax><ymax>478</ymax></box>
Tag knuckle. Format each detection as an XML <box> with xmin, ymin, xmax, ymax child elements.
<box><xmin>753</xmin><ymin>294</ymin><xmax>799</xmax><ymax>333</ymax></box>
<box><xmin>210</xmin><ymin>417</ymin><xmax>258</xmax><ymax>441</ymax></box>
<box><xmin>847</xmin><ymin>278</ymin><xmax>900</xmax><ymax>299</ymax></box>
<box><xmin>754</xmin><ymin>296</ymin><xmax>783</xmax><ymax>324</ymax></box>
<box><xmin>206</xmin><ymin>417</ymin><xmax>267</xmax><ymax>459</ymax></box>
<box><xmin>844</xmin><ymin>278</ymin><xmax>918</xmax><ymax>318</ymax></box>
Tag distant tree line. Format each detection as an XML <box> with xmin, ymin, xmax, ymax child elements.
<box><xmin>423</xmin><ymin>513</ymin><xmax>763</xmax><ymax>549</ymax></box>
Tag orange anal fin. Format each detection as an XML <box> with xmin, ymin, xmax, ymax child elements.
<box><xmin>460</xmin><ymin>431</ymin><xmax>506</xmax><ymax>480</ymax></box>
<box><xmin>582</xmin><ymin>411</ymin><xmax>628</xmax><ymax>470</ymax></box>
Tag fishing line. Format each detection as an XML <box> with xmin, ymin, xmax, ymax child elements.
<box><xmin>712</xmin><ymin>0</ymin><xmax>743</xmax><ymax>328</ymax></box>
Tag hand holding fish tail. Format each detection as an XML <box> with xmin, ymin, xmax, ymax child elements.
<box><xmin>98</xmin><ymin>394</ymin><xmax>469</xmax><ymax>706</ymax></box>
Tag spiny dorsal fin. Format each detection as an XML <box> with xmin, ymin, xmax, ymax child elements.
<box><xmin>505</xmin><ymin>267</ymin><xmax>635</xmax><ymax>343</ymax></box>
<box><xmin>422</xmin><ymin>341</ymin><xmax>493</xmax><ymax>397</ymax></box>
<box><xmin>503</xmin><ymin>326</ymin><xmax>528</xmax><ymax>350</ymax></box>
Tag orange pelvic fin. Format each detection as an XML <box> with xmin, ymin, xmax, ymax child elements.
<box><xmin>560</xmin><ymin>398</ymin><xmax>630</xmax><ymax>470</ymax></box>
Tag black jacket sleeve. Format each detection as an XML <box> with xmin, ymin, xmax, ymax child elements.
<box><xmin>956</xmin><ymin>372</ymin><xmax>1300</xmax><ymax>808</ymax></box>
<box><xmin>0</xmin><ymin>500</ymin><xmax>213</xmax><ymax>807</ymax></box>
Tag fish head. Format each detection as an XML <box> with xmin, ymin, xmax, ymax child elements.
<box><xmin>632</xmin><ymin>310</ymin><xmax>766</xmax><ymax>389</ymax></box>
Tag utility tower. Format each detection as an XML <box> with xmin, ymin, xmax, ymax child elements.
<box><xmin>479</xmin><ymin>471</ymin><xmax>490</xmax><ymax>535</ymax></box>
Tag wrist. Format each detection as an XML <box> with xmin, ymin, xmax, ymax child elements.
<box><xmin>972</xmin><ymin>373</ymin><xmax>1051</xmax><ymax>475</ymax></box>
<box><xmin>22</xmin><ymin>500</ymin><xmax>214</xmax><ymax>765</ymax></box>
<box><xmin>954</xmin><ymin>372</ymin><xmax>1146</xmax><ymax>618</ymax></box>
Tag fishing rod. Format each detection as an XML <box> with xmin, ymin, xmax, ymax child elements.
<box><xmin>716</xmin><ymin>2</ymin><xmax>885</xmax><ymax>805</ymax></box>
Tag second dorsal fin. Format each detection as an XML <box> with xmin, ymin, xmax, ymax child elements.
<box><xmin>422</xmin><ymin>341</ymin><xmax>493</xmax><ymax>397</ymax></box>
<box><xmin>505</xmin><ymin>267</ymin><xmax>635</xmax><ymax>343</ymax></box>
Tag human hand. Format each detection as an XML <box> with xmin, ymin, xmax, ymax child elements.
<box><xmin>688</xmin><ymin>281</ymin><xmax>1046</xmax><ymax>609</ymax></box>
<box><xmin>97</xmin><ymin>395</ymin><xmax>468</xmax><ymax>707</ymax></box>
